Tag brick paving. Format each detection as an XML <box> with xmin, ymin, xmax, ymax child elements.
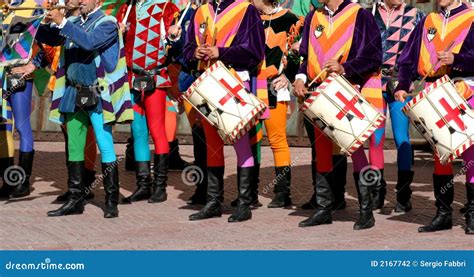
<box><xmin>1</xmin><ymin>141</ymin><xmax>473</xmax><ymax>250</ymax></box>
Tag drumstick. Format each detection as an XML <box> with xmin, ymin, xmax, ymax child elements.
<box><xmin>121</xmin><ymin>2</ymin><xmax>133</xmax><ymax>25</ymax></box>
<box><xmin>420</xmin><ymin>40</ymin><xmax>455</xmax><ymax>84</ymax></box>
<box><xmin>300</xmin><ymin>53</ymin><xmax>344</xmax><ymax>103</ymax></box>
<box><xmin>307</xmin><ymin>68</ymin><xmax>328</xmax><ymax>88</ymax></box>
<box><xmin>406</xmin><ymin>41</ymin><xmax>456</xmax><ymax>98</ymax></box>
<box><xmin>177</xmin><ymin>1</ymin><xmax>191</xmax><ymax>26</ymax></box>
<box><xmin>197</xmin><ymin>16</ymin><xmax>209</xmax><ymax>71</ymax></box>
<box><xmin>307</xmin><ymin>52</ymin><xmax>344</xmax><ymax>88</ymax></box>
<box><xmin>206</xmin><ymin>27</ymin><xmax>218</xmax><ymax>68</ymax></box>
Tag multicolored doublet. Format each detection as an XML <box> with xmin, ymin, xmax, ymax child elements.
<box><xmin>124</xmin><ymin>0</ymin><xmax>179</xmax><ymax>88</ymax></box>
<box><xmin>374</xmin><ymin>3</ymin><xmax>424</xmax><ymax>70</ymax></box>
<box><xmin>397</xmin><ymin>3</ymin><xmax>474</xmax><ymax>95</ymax></box>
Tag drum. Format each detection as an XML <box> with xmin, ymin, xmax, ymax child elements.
<box><xmin>184</xmin><ymin>61</ymin><xmax>267</xmax><ymax>144</ymax></box>
<box><xmin>403</xmin><ymin>75</ymin><xmax>474</xmax><ymax>164</ymax></box>
<box><xmin>300</xmin><ymin>73</ymin><xmax>386</xmax><ymax>155</ymax></box>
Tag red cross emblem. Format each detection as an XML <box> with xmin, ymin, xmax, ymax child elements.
<box><xmin>435</xmin><ymin>98</ymin><xmax>466</xmax><ymax>131</ymax></box>
<box><xmin>335</xmin><ymin>91</ymin><xmax>365</xmax><ymax>120</ymax></box>
<box><xmin>218</xmin><ymin>78</ymin><xmax>247</xmax><ymax>106</ymax></box>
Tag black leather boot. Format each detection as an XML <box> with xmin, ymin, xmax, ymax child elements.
<box><xmin>149</xmin><ymin>154</ymin><xmax>168</xmax><ymax>203</ymax></box>
<box><xmin>419</xmin><ymin>174</ymin><xmax>453</xmax><ymax>232</ymax></box>
<box><xmin>102</xmin><ymin>162</ymin><xmax>120</xmax><ymax>218</ymax></box>
<box><xmin>302</xmin><ymin>161</ymin><xmax>317</xmax><ymax>209</ymax></box>
<box><xmin>125</xmin><ymin>137</ymin><xmax>135</xmax><ymax>172</ymax></box>
<box><xmin>187</xmin><ymin>125</ymin><xmax>208</xmax><ymax>205</ymax></box>
<box><xmin>229</xmin><ymin>167</ymin><xmax>254</xmax><ymax>222</ymax></box>
<box><xmin>268</xmin><ymin>166</ymin><xmax>292</xmax><ymax>208</ymax></box>
<box><xmin>56</xmin><ymin>167</ymin><xmax>95</xmax><ymax>202</ymax></box>
<box><xmin>9</xmin><ymin>151</ymin><xmax>34</xmax><ymax>198</ymax></box>
<box><xmin>189</xmin><ymin>166</ymin><xmax>224</xmax><ymax>220</ymax></box>
<box><xmin>465</xmin><ymin>183</ymin><xmax>474</xmax><ymax>234</ymax></box>
<box><xmin>299</xmin><ymin>173</ymin><xmax>333</xmax><ymax>227</ymax></box>
<box><xmin>250</xmin><ymin>163</ymin><xmax>262</xmax><ymax>207</ymax></box>
<box><xmin>122</xmin><ymin>161</ymin><xmax>152</xmax><ymax>203</ymax></box>
<box><xmin>331</xmin><ymin>155</ymin><xmax>347</xmax><ymax>210</ymax></box>
<box><xmin>394</xmin><ymin>170</ymin><xmax>414</xmax><ymax>213</ymax></box>
<box><xmin>47</xmin><ymin>161</ymin><xmax>85</xmax><ymax>216</ymax></box>
<box><xmin>371</xmin><ymin>169</ymin><xmax>386</xmax><ymax>210</ymax></box>
<box><xmin>0</xmin><ymin>157</ymin><xmax>14</xmax><ymax>199</ymax></box>
<box><xmin>353</xmin><ymin>171</ymin><xmax>375</xmax><ymax>230</ymax></box>
<box><xmin>231</xmin><ymin>164</ymin><xmax>262</xmax><ymax>208</ymax></box>
<box><xmin>168</xmin><ymin>139</ymin><xmax>191</xmax><ymax>171</ymax></box>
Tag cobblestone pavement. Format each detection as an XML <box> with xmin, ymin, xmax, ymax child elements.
<box><xmin>1</xmin><ymin>142</ymin><xmax>473</xmax><ymax>250</ymax></box>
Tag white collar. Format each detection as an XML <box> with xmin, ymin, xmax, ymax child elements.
<box><xmin>324</xmin><ymin>5</ymin><xmax>336</xmax><ymax>16</ymax></box>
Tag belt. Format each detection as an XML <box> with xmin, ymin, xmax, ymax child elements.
<box><xmin>130</xmin><ymin>65</ymin><xmax>166</xmax><ymax>76</ymax></box>
<box><xmin>381</xmin><ymin>67</ymin><xmax>395</xmax><ymax>77</ymax></box>
<box><xmin>181</xmin><ymin>67</ymin><xmax>203</xmax><ymax>78</ymax></box>
<box><xmin>67</xmin><ymin>81</ymin><xmax>102</xmax><ymax>93</ymax></box>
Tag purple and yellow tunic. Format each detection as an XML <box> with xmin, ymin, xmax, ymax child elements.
<box><xmin>396</xmin><ymin>3</ymin><xmax>474</xmax><ymax>102</ymax></box>
<box><xmin>183</xmin><ymin>0</ymin><xmax>268</xmax><ymax>107</ymax></box>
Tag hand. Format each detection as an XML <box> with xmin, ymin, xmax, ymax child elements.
<box><xmin>437</xmin><ymin>51</ymin><xmax>454</xmax><ymax>65</ymax></box>
<box><xmin>119</xmin><ymin>23</ymin><xmax>129</xmax><ymax>33</ymax></box>
<box><xmin>291</xmin><ymin>41</ymin><xmax>300</xmax><ymax>53</ymax></box>
<box><xmin>168</xmin><ymin>25</ymin><xmax>182</xmax><ymax>40</ymax></box>
<box><xmin>394</xmin><ymin>90</ymin><xmax>407</xmax><ymax>102</ymax></box>
<box><xmin>272</xmin><ymin>74</ymin><xmax>289</xmax><ymax>91</ymax></box>
<box><xmin>194</xmin><ymin>45</ymin><xmax>208</xmax><ymax>60</ymax></box>
<box><xmin>204</xmin><ymin>46</ymin><xmax>219</xmax><ymax>60</ymax></box>
<box><xmin>11</xmin><ymin>62</ymin><xmax>36</xmax><ymax>77</ymax></box>
<box><xmin>323</xmin><ymin>59</ymin><xmax>345</xmax><ymax>74</ymax></box>
<box><xmin>45</xmin><ymin>9</ymin><xmax>64</xmax><ymax>25</ymax></box>
<box><xmin>293</xmin><ymin>78</ymin><xmax>307</xmax><ymax>98</ymax></box>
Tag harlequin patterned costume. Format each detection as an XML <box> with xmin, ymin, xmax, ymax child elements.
<box><xmin>258</xmin><ymin>7</ymin><xmax>303</xmax><ymax>208</ymax></box>
<box><xmin>36</xmin><ymin>9</ymin><xmax>133</xmax><ymax>218</ymax></box>
<box><xmin>184</xmin><ymin>0</ymin><xmax>267</xmax><ymax>222</ymax></box>
<box><xmin>296</xmin><ymin>0</ymin><xmax>383</xmax><ymax>230</ymax></box>
<box><xmin>373</xmin><ymin>1</ymin><xmax>424</xmax><ymax>213</ymax></box>
<box><xmin>0</xmin><ymin>0</ymin><xmax>42</xmax><ymax>199</ymax></box>
<box><xmin>118</xmin><ymin>0</ymin><xmax>179</xmax><ymax>204</ymax></box>
<box><xmin>396</xmin><ymin>2</ymin><xmax>474</xmax><ymax>234</ymax></box>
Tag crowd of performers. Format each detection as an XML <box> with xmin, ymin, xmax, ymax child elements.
<box><xmin>0</xmin><ymin>0</ymin><xmax>473</xmax><ymax>235</ymax></box>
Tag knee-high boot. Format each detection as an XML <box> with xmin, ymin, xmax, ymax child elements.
<box><xmin>187</xmin><ymin>124</ymin><xmax>208</xmax><ymax>205</ymax></box>
<box><xmin>371</xmin><ymin>169</ymin><xmax>387</xmax><ymax>210</ymax></box>
<box><xmin>268</xmin><ymin>166</ymin><xmax>292</xmax><ymax>208</ymax></box>
<box><xmin>56</xmin><ymin>167</ymin><xmax>95</xmax><ymax>202</ymax></box>
<box><xmin>298</xmin><ymin>173</ymin><xmax>333</xmax><ymax>227</ymax></box>
<box><xmin>228</xmin><ymin>167</ymin><xmax>254</xmax><ymax>222</ymax></box>
<box><xmin>418</xmin><ymin>174</ymin><xmax>453</xmax><ymax>232</ymax></box>
<box><xmin>331</xmin><ymin>155</ymin><xmax>347</xmax><ymax>210</ymax></box>
<box><xmin>0</xmin><ymin>157</ymin><xmax>14</xmax><ymax>198</ymax></box>
<box><xmin>102</xmin><ymin>162</ymin><xmax>120</xmax><ymax>218</ymax></box>
<box><xmin>125</xmin><ymin>137</ymin><xmax>135</xmax><ymax>172</ymax></box>
<box><xmin>394</xmin><ymin>170</ymin><xmax>414</xmax><ymax>213</ymax></box>
<box><xmin>148</xmin><ymin>154</ymin><xmax>169</xmax><ymax>203</ymax></box>
<box><xmin>353</xmin><ymin>171</ymin><xmax>375</xmax><ymax>230</ymax></box>
<box><xmin>122</xmin><ymin>161</ymin><xmax>152</xmax><ymax>203</ymax></box>
<box><xmin>47</xmin><ymin>161</ymin><xmax>85</xmax><ymax>216</ymax></box>
<box><xmin>465</xmin><ymin>182</ymin><xmax>474</xmax><ymax>234</ymax></box>
<box><xmin>9</xmin><ymin>150</ymin><xmax>34</xmax><ymax>198</ymax></box>
<box><xmin>189</xmin><ymin>166</ymin><xmax>224</xmax><ymax>220</ymax></box>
